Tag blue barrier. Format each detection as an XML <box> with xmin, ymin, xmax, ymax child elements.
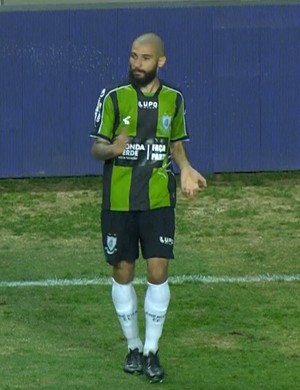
<box><xmin>0</xmin><ymin>5</ymin><xmax>299</xmax><ymax>178</ymax></box>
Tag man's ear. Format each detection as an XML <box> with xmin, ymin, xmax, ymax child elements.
<box><xmin>158</xmin><ymin>56</ymin><xmax>166</xmax><ymax>69</ymax></box>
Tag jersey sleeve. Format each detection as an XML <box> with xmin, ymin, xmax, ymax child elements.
<box><xmin>170</xmin><ymin>93</ymin><xmax>190</xmax><ymax>142</ymax></box>
<box><xmin>90</xmin><ymin>88</ymin><xmax>115</xmax><ymax>142</ymax></box>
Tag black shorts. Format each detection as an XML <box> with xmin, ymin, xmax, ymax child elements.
<box><xmin>101</xmin><ymin>207</ymin><xmax>175</xmax><ymax>265</ymax></box>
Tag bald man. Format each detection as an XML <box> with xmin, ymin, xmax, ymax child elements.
<box><xmin>91</xmin><ymin>33</ymin><xmax>206</xmax><ymax>384</ymax></box>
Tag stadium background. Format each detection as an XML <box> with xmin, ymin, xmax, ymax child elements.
<box><xmin>0</xmin><ymin>0</ymin><xmax>299</xmax><ymax>178</ymax></box>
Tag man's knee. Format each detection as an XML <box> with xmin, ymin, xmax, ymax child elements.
<box><xmin>147</xmin><ymin>258</ymin><xmax>169</xmax><ymax>284</ymax></box>
<box><xmin>112</xmin><ymin>261</ymin><xmax>135</xmax><ymax>284</ymax></box>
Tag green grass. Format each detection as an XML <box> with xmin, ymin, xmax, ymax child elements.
<box><xmin>0</xmin><ymin>172</ymin><xmax>300</xmax><ymax>389</ymax></box>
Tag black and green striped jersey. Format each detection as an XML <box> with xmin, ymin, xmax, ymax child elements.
<box><xmin>91</xmin><ymin>81</ymin><xmax>189</xmax><ymax>211</ymax></box>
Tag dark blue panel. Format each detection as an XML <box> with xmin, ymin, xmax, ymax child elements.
<box><xmin>260</xmin><ymin>26</ymin><xmax>300</xmax><ymax>170</ymax></box>
<box><xmin>213</xmin><ymin>25</ymin><xmax>261</xmax><ymax>172</ymax></box>
<box><xmin>0</xmin><ymin>12</ymin><xmax>23</xmax><ymax>178</ymax></box>
<box><xmin>213</xmin><ymin>4</ymin><xmax>300</xmax><ymax>172</ymax></box>
<box><xmin>1</xmin><ymin>5</ymin><xmax>300</xmax><ymax>178</ymax></box>
<box><xmin>20</xmin><ymin>11</ymin><xmax>69</xmax><ymax>177</ymax></box>
<box><xmin>214</xmin><ymin>4</ymin><xmax>300</xmax><ymax>29</ymax></box>
<box><xmin>69</xmin><ymin>9</ymin><xmax>124</xmax><ymax>176</ymax></box>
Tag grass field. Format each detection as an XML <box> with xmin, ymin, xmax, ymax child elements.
<box><xmin>0</xmin><ymin>172</ymin><xmax>300</xmax><ymax>389</ymax></box>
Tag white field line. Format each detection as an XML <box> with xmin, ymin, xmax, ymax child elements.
<box><xmin>0</xmin><ymin>274</ymin><xmax>300</xmax><ymax>288</ymax></box>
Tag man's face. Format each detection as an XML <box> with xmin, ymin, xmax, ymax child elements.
<box><xmin>129</xmin><ymin>43</ymin><xmax>159</xmax><ymax>87</ymax></box>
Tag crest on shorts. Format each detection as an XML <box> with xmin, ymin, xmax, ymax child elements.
<box><xmin>162</xmin><ymin>115</ymin><xmax>172</xmax><ymax>132</ymax></box>
<box><xmin>105</xmin><ymin>234</ymin><xmax>117</xmax><ymax>255</ymax></box>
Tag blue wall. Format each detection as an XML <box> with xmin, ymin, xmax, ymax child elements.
<box><xmin>0</xmin><ymin>5</ymin><xmax>299</xmax><ymax>178</ymax></box>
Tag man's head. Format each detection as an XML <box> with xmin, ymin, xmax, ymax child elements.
<box><xmin>129</xmin><ymin>33</ymin><xmax>166</xmax><ymax>88</ymax></box>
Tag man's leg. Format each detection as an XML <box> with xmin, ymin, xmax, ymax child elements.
<box><xmin>143</xmin><ymin>258</ymin><xmax>170</xmax><ymax>382</ymax></box>
<box><xmin>144</xmin><ymin>258</ymin><xmax>170</xmax><ymax>355</ymax></box>
<box><xmin>112</xmin><ymin>261</ymin><xmax>143</xmax><ymax>373</ymax></box>
<box><xmin>101</xmin><ymin>210</ymin><xmax>143</xmax><ymax>373</ymax></box>
<box><xmin>138</xmin><ymin>208</ymin><xmax>174</xmax><ymax>382</ymax></box>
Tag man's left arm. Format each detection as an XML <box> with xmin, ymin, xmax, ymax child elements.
<box><xmin>170</xmin><ymin>141</ymin><xmax>207</xmax><ymax>198</ymax></box>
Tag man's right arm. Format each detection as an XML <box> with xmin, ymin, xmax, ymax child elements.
<box><xmin>91</xmin><ymin>138</ymin><xmax>116</xmax><ymax>161</ymax></box>
<box><xmin>91</xmin><ymin>88</ymin><xmax>128</xmax><ymax>161</ymax></box>
<box><xmin>91</xmin><ymin>132</ymin><xmax>128</xmax><ymax>161</ymax></box>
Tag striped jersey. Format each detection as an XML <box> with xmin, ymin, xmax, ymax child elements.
<box><xmin>91</xmin><ymin>81</ymin><xmax>189</xmax><ymax>211</ymax></box>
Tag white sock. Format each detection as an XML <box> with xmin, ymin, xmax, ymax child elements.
<box><xmin>112</xmin><ymin>278</ymin><xmax>143</xmax><ymax>352</ymax></box>
<box><xmin>144</xmin><ymin>280</ymin><xmax>171</xmax><ymax>355</ymax></box>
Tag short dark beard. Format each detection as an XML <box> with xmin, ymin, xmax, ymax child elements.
<box><xmin>128</xmin><ymin>66</ymin><xmax>158</xmax><ymax>88</ymax></box>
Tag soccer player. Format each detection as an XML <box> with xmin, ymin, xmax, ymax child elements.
<box><xmin>91</xmin><ymin>33</ymin><xmax>207</xmax><ymax>383</ymax></box>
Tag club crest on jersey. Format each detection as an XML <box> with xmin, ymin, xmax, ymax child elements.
<box><xmin>162</xmin><ymin>115</ymin><xmax>172</xmax><ymax>131</ymax></box>
<box><xmin>105</xmin><ymin>234</ymin><xmax>117</xmax><ymax>255</ymax></box>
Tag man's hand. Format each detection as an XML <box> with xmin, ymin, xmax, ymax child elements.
<box><xmin>180</xmin><ymin>165</ymin><xmax>207</xmax><ymax>199</ymax></box>
<box><xmin>91</xmin><ymin>129</ymin><xmax>129</xmax><ymax>161</ymax></box>
<box><xmin>112</xmin><ymin>129</ymin><xmax>129</xmax><ymax>156</ymax></box>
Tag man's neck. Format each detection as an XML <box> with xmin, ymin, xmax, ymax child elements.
<box><xmin>140</xmin><ymin>78</ymin><xmax>160</xmax><ymax>94</ymax></box>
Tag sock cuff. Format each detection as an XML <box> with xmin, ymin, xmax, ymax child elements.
<box><xmin>112</xmin><ymin>278</ymin><xmax>132</xmax><ymax>288</ymax></box>
<box><xmin>147</xmin><ymin>279</ymin><xmax>169</xmax><ymax>288</ymax></box>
